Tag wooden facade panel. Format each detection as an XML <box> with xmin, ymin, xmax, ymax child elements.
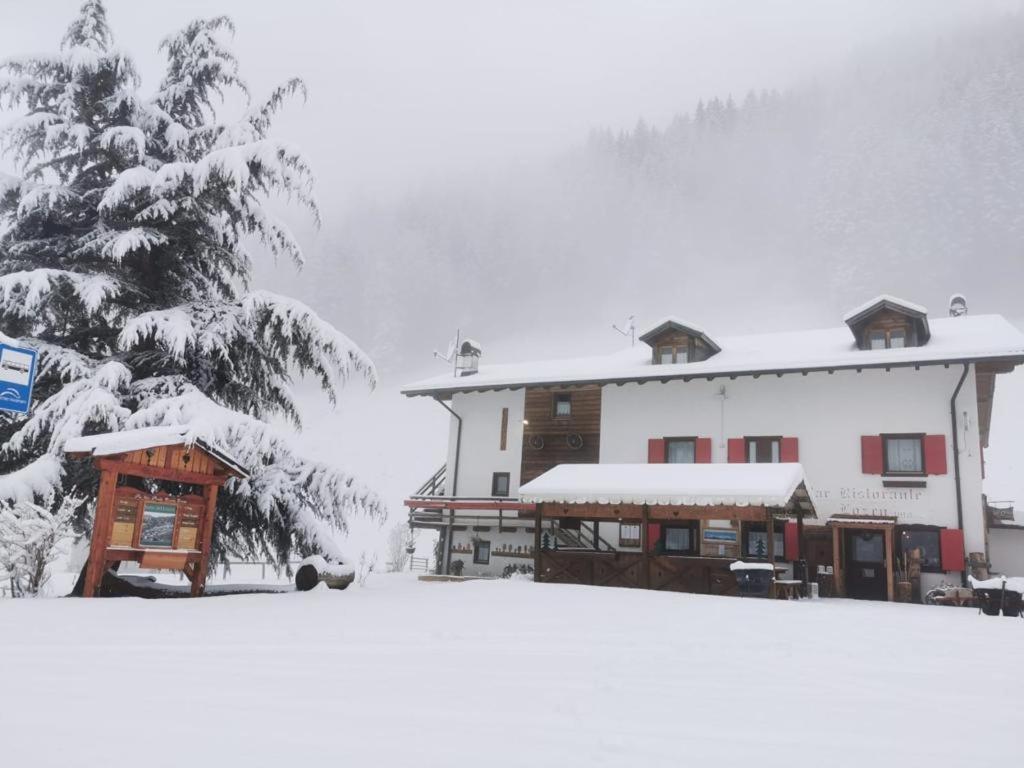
<box><xmin>541</xmin><ymin>503</ymin><xmax>645</xmax><ymax>520</ymax></box>
<box><xmin>521</xmin><ymin>385</ymin><xmax>601</xmax><ymax>483</ymax></box>
<box><xmin>648</xmin><ymin>504</ymin><xmax>767</xmax><ymax>522</ymax></box>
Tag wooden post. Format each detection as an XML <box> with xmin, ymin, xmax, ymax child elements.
<box><xmin>533</xmin><ymin>504</ymin><xmax>542</xmax><ymax>581</ymax></box>
<box><xmin>796</xmin><ymin>511</ymin><xmax>806</xmax><ymax>592</ymax></box>
<box><xmin>832</xmin><ymin>524</ymin><xmax>843</xmax><ymax>597</ymax></box>
<box><xmin>83</xmin><ymin>468</ymin><xmax>118</xmax><ymax>598</ymax></box>
<box><xmin>191</xmin><ymin>483</ymin><xmax>219</xmax><ymax>597</ymax></box>
<box><xmin>765</xmin><ymin>508</ymin><xmax>775</xmax><ymax>562</ymax></box>
<box><xmin>641</xmin><ymin>504</ymin><xmax>650</xmax><ymax>589</ymax></box>
<box><xmin>884</xmin><ymin>525</ymin><xmax>895</xmax><ymax>602</ymax></box>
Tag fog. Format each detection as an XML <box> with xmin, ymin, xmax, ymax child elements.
<box><xmin>2</xmin><ymin>0</ymin><xmax>1023</xmax><ymax>543</ymax></box>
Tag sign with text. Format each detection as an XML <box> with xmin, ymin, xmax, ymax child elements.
<box><xmin>0</xmin><ymin>342</ymin><xmax>37</xmax><ymax>415</ymax></box>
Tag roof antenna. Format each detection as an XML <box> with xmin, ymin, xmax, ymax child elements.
<box><xmin>433</xmin><ymin>328</ymin><xmax>461</xmax><ymax>377</ymax></box>
<box><xmin>612</xmin><ymin>315</ymin><xmax>636</xmax><ymax>346</ymax></box>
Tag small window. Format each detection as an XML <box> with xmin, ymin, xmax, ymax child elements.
<box><xmin>473</xmin><ymin>539</ymin><xmax>491</xmax><ymax>564</ymax></box>
<box><xmin>889</xmin><ymin>329</ymin><xmax>906</xmax><ymax>348</ymax></box>
<box><xmin>662</xmin><ymin>525</ymin><xmax>697</xmax><ymax>555</ymax></box>
<box><xmin>666</xmin><ymin>438</ymin><xmax>696</xmax><ymax>464</ymax></box>
<box><xmin>553</xmin><ymin>393</ymin><xmax>572</xmax><ymax>417</ymax></box>
<box><xmin>884</xmin><ymin>436</ymin><xmax>923</xmax><ymax>475</ymax></box>
<box><xmin>658</xmin><ymin>346</ymin><xmax>674</xmax><ymax>365</ymax></box>
<box><xmin>898</xmin><ymin>527</ymin><xmax>942</xmax><ymax>573</ymax></box>
<box><xmin>868</xmin><ymin>330</ymin><xmax>887</xmax><ymax>350</ymax></box>
<box><xmin>742</xmin><ymin>522</ymin><xmax>785</xmax><ymax>562</ymax></box>
<box><xmin>491</xmin><ymin>472</ymin><xmax>510</xmax><ymax>497</ymax></box>
<box><xmin>746</xmin><ymin>437</ymin><xmax>780</xmax><ymax>464</ymax></box>
<box><xmin>619</xmin><ymin>523</ymin><xmax>641</xmax><ymax>548</ymax></box>
<box><xmin>675</xmin><ymin>346</ymin><xmax>689</xmax><ymax>363</ymax></box>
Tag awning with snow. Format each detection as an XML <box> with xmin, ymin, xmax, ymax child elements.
<box><xmin>65</xmin><ymin>424</ymin><xmax>248</xmax><ymax>479</ymax></box>
<box><xmin>519</xmin><ymin>463</ymin><xmax>815</xmax><ymax>515</ymax></box>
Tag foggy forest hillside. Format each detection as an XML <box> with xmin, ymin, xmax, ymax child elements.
<box><xmin>267</xmin><ymin>12</ymin><xmax>1024</xmax><ymax>375</ymax></box>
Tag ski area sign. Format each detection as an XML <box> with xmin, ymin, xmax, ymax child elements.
<box><xmin>0</xmin><ymin>342</ymin><xmax>38</xmax><ymax>415</ymax></box>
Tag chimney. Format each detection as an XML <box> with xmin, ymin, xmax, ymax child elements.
<box><xmin>949</xmin><ymin>294</ymin><xmax>968</xmax><ymax>317</ymax></box>
<box><xmin>455</xmin><ymin>339</ymin><xmax>482</xmax><ymax>376</ymax></box>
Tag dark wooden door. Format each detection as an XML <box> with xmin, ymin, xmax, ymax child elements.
<box><xmin>843</xmin><ymin>530</ymin><xmax>887</xmax><ymax>600</ymax></box>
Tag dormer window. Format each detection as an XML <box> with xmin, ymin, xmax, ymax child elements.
<box><xmin>843</xmin><ymin>296</ymin><xmax>929</xmax><ymax>351</ymax></box>
<box><xmin>639</xmin><ymin>317</ymin><xmax>720</xmax><ymax>365</ymax></box>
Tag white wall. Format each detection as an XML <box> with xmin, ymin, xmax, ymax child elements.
<box><xmin>599</xmin><ymin>365</ymin><xmax>986</xmax><ymax>568</ymax></box>
<box><xmin>442</xmin><ymin>364</ymin><xmax>989</xmax><ymax>583</ymax></box>
<box><xmin>989</xmin><ymin>528</ymin><xmax>1024</xmax><ymax>576</ymax></box>
<box><xmin>446</xmin><ymin>389</ymin><xmax>525</xmax><ymax>498</ymax></box>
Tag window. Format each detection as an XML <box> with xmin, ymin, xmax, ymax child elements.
<box><xmin>655</xmin><ymin>343</ymin><xmax>691</xmax><ymax>364</ymax></box>
<box><xmin>619</xmin><ymin>523</ymin><xmax>641</xmax><ymax>548</ymax></box>
<box><xmin>491</xmin><ymin>472</ymin><xmax>510</xmax><ymax>497</ymax></box>
<box><xmin>742</xmin><ymin>522</ymin><xmax>785</xmax><ymax>561</ymax></box>
<box><xmin>659</xmin><ymin>346</ymin><xmax>674</xmax><ymax>365</ymax></box>
<box><xmin>851</xmin><ymin>531</ymin><xmax>885</xmax><ymax>563</ymax></box>
<box><xmin>866</xmin><ymin>327</ymin><xmax>911</xmax><ymax>349</ymax></box>
<box><xmin>898</xmin><ymin>527</ymin><xmax>942</xmax><ymax>573</ymax></box>
<box><xmin>473</xmin><ymin>539</ymin><xmax>491</xmax><ymax>564</ymax></box>
<box><xmin>662</xmin><ymin>524</ymin><xmax>697</xmax><ymax>555</ymax></box>
<box><xmin>675</xmin><ymin>346</ymin><xmax>689</xmax><ymax>363</ymax></box>
<box><xmin>746</xmin><ymin>437</ymin><xmax>780</xmax><ymax>464</ymax></box>
<box><xmin>139</xmin><ymin>501</ymin><xmax>176</xmax><ymax>548</ymax></box>
<box><xmin>884</xmin><ymin>435</ymin><xmax>924</xmax><ymax>475</ymax></box>
<box><xmin>553</xmin><ymin>393</ymin><xmax>572</xmax><ymax>417</ymax></box>
<box><xmin>666</xmin><ymin>438</ymin><xmax>696</xmax><ymax>464</ymax></box>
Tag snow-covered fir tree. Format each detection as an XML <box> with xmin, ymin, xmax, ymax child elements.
<box><xmin>0</xmin><ymin>0</ymin><xmax>382</xmax><ymax>566</ymax></box>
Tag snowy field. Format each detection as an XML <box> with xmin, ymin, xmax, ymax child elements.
<box><xmin>1</xmin><ymin>575</ymin><xmax>1021</xmax><ymax>768</ymax></box>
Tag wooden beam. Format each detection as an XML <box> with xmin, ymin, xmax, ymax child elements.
<box><xmin>96</xmin><ymin>458</ymin><xmax>229</xmax><ymax>487</ymax></box>
<box><xmin>884</xmin><ymin>525</ymin><xmax>895</xmax><ymax>602</ymax></box>
<box><xmin>766</xmin><ymin>509</ymin><xmax>775</xmax><ymax>563</ymax></box>
<box><xmin>533</xmin><ymin>504</ymin><xmax>542</xmax><ymax>580</ymax></box>
<box><xmin>642</xmin><ymin>504</ymin><xmax>650</xmax><ymax>589</ymax></box>
<box><xmin>83</xmin><ymin>468</ymin><xmax>118</xmax><ymax>598</ymax></box>
<box><xmin>832</xmin><ymin>524</ymin><xmax>843</xmax><ymax>597</ymax></box>
<box><xmin>191</xmin><ymin>484</ymin><xmax>220</xmax><ymax>597</ymax></box>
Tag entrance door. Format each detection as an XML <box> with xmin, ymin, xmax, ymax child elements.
<box><xmin>843</xmin><ymin>530</ymin><xmax>887</xmax><ymax>600</ymax></box>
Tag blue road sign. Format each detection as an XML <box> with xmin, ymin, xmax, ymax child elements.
<box><xmin>0</xmin><ymin>342</ymin><xmax>38</xmax><ymax>415</ymax></box>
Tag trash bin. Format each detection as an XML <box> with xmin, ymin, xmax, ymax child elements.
<box><xmin>730</xmin><ymin>563</ymin><xmax>774</xmax><ymax>598</ymax></box>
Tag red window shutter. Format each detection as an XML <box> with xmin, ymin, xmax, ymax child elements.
<box><xmin>647</xmin><ymin>438</ymin><xmax>666</xmax><ymax>463</ymax></box>
<box><xmin>695</xmin><ymin>437</ymin><xmax>712</xmax><ymax>463</ymax></box>
<box><xmin>923</xmin><ymin>435</ymin><xmax>948</xmax><ymax>475</ymax></box>
<box><xmin>727</xmin><ymin>438</ymin><xmax>746</xmax><ymax>463</ymax></box>
<box><xmin>784</xmin><ymin>520</ymin><xmax>799</xmax><ymax>560</ymax></box>
<box><xmin>646</xmin><ymin>523</ymin><xmax>661</xmax><ymax>552</ymax></box>
<box><xmin>861</xmin><ymin>435</ymin><xmax>883</xmax><ymax>474</ymax></box>
<box><xmin>939</xmin><ymin>528</ymin><xmax>965</xmax><ymax>572</ymax></box>
<box><xmin>780</xmin><ymin>437</ymin><xmax>799</xmax><ymax>463</ymax></box>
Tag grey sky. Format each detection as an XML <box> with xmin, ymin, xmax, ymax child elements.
<box><xmin>1</xmin><ymin>0</ymin><xmax>1017</xmax><ymax>204</ymax></box>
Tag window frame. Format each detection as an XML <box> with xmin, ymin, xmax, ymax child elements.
<box><xmin>897</xmin><ymin>525</ymin><xmax>943</xmax><ymax>574</ymax></box>
<box><xmin>882</xmin><ymin>433</ymin><xmax>925</xmax><ymax>477</ymax></box>
<box><xmin>618</xmin><ymin>523</ymin><xmax>641</xmax><ymax>548</ymax></box>
<box><xmin>741</xmin><ymin>521</ymin><xmax>786</xmax><ymax>562</ymax></box>
<box><xmin>661</xmin><ymin>523</ymin><xmax>699</xmax><ymax>556</ymax></box>
<box><xmin>491</xmin><ymin>472</ymin><xmax>511</xmax><ymax>497</ymax></box>
<box><xmin>654</xmin><ymin>340</ymin><xmax>693</xmax><ymax>365</ymax></box>
<box><xmin>745</xmin><ymin>436</ymin><xmax>781</xmax><ymax>464</ymax></box>
<box><xmin>553</xmin><ymin>393</ymin><xmax>572</xmax><ymax>418</ymax></box>
<box><xmin>473</xmin><ymin>539</ymin><xmax>491</xmax><ymax>565</ymax></box>
<box><xmin>664</xmin><ymin>437</ymin><xmax>697</xmax><ymax>464</ymax></box>
<box><xmin>865</xmin><ymin>326</ymin><xmax>913</xmax><ymax>350</ymax></box>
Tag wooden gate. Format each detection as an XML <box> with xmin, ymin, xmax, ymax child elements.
<box><xmin>537</xmin><ymin>551</ymin><xmax>643</xmax><ymax>588</ymax></box>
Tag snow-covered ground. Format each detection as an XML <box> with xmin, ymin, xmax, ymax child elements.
<box><xmin>2</xmin><ymin>575</ymin><xmax>1020</xmax><ymax>766</ymax></box>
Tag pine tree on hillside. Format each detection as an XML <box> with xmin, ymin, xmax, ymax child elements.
<box><xmin>0</xmin><ymin>1</ymin><xmax>382</xmax><ymax>565</ymax></box>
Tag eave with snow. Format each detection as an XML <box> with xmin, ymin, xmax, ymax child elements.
<box><xmin>402</xmin><ymin>293</ymin><xmax>1024</xmax><ymax>599</ymax></box>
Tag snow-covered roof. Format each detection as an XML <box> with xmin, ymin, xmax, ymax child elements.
<box><xmin>402</xmin><ymin>314</ymin><xmax>1024</xmax><ymax>396</ymax></box>
<box><xmin>64</xmin><ymin>425</ymin><xmax>248</xmax><ymax>478</ymax></box>
<box><xmin>841</xmin><ymin>294</ymin><xmax>928</xmax><ymax>323</ymax></box>
<box><xmin>519</xmin><ymin>463</ymin><xmax>810</xmax><ymax>510</ymax></box>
